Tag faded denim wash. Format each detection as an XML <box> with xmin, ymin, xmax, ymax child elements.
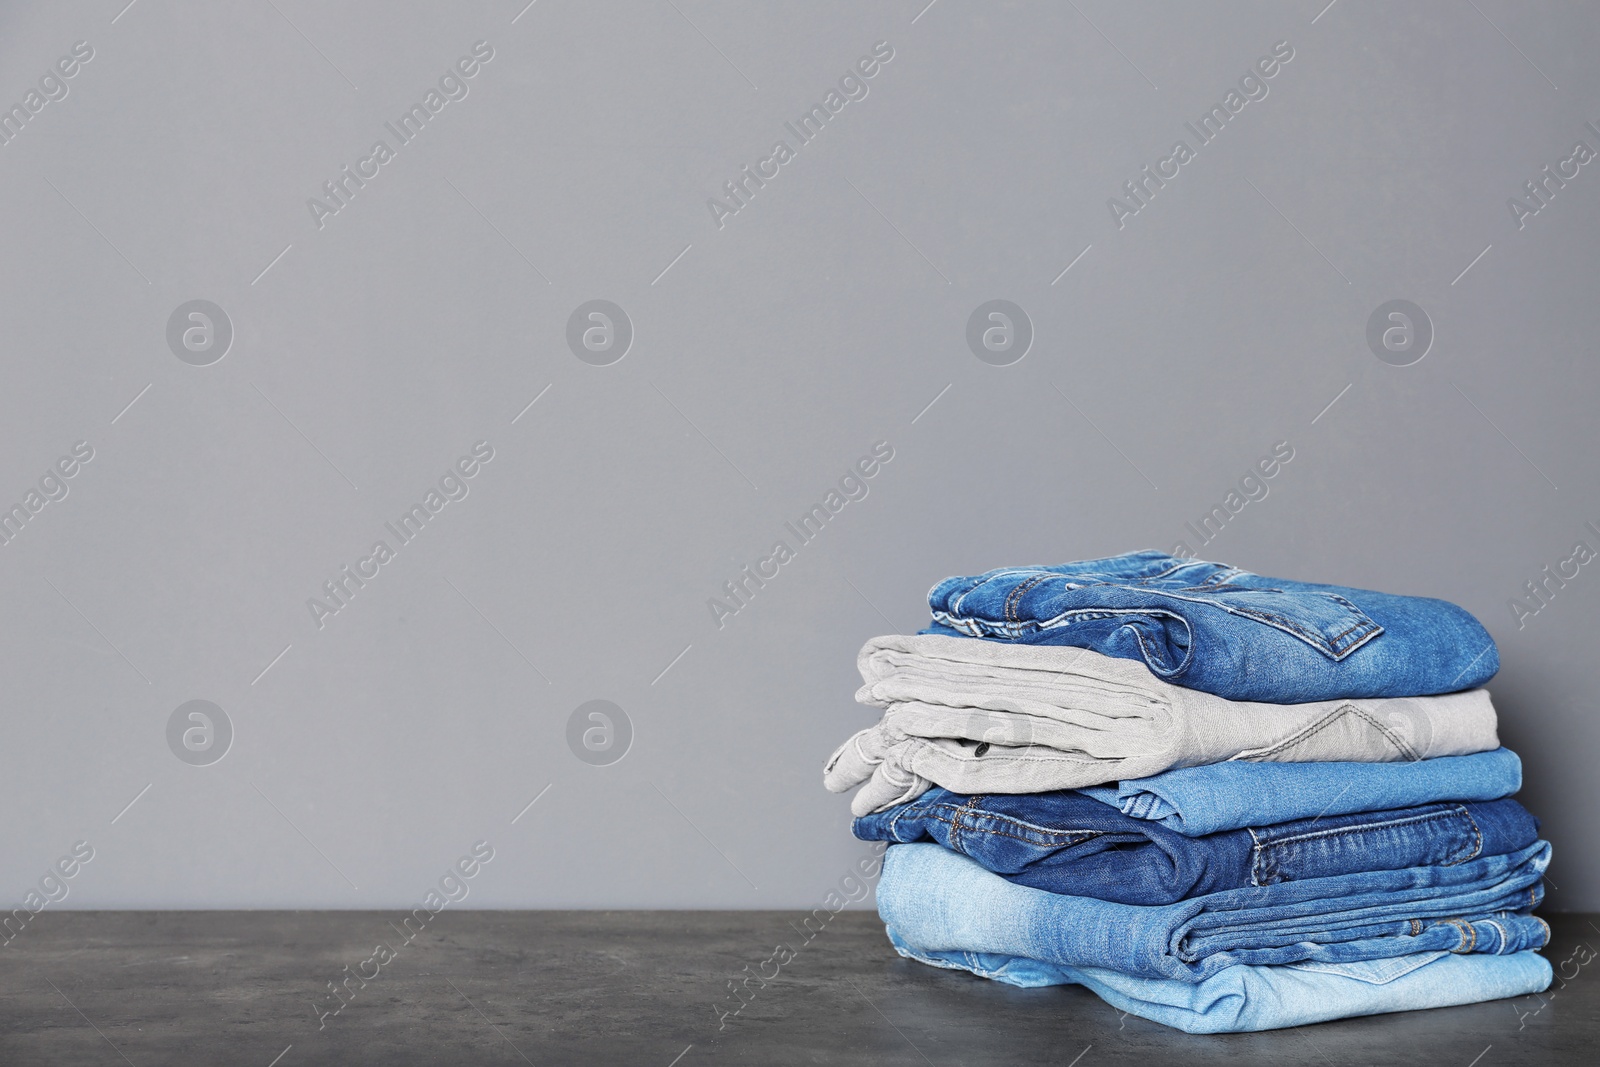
<box><xmin>885</xmin><ymin>930</ymin><xmax>1552</xmax><ymax>1034</ymax></box>
<box><xmin>926</xmin><ymin>551</ymin><xmax>1498</xmax><ymax>702</ymax></box>
<box><xmin>877</xmin><ymin>841</ymin><xmax>1550</xmax><ymax>982</ymax></box>
<box><xmin>1078</xmin><ymin>748</ymin><xmax>1522</xmax><ymax>836</ymax></box>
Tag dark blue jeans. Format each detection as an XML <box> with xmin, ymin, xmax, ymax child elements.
<box><xmin>854</xmin><ymin>787</ymin><xmax>1538</xmax><ymax>905</ymax></box>
<box><xmin>925</xmin><ymin>551</ymin><xmax>1498</xmax><ymax>701</ymax></box>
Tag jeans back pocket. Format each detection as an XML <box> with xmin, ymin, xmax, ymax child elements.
<box><xmin>1250</xmin><ymin>804</ymin><xmax>1481</xmax><ymax>886</ymax></box>
<box><xmin>1153</xmin><ymin>583</ymin><xmax>1382</xmax><ymax>660</ymax></box>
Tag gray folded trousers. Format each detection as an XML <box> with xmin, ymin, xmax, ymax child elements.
<box><xmin>823</xmin><ymin>635</ymin><xmax>1500</xmax><ymax>817</ymax></box>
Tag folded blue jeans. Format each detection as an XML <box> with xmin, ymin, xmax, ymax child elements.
<box><xmin>877</xmin><ymin>842</ymin><xmax>1550</xmax><ymax>982</ymax></box>
<box><xmin>885</xmin><ymin>928</ymin><xmax>1553</xmax><ymax>1034</ymax></box>
<box><xmin>1077</xmin><ymin>748</ymin><xmax>1523</xmax><ymax>835</ymax></box>
<box><xmin>855</xmin><ymin>788</ymin><xmax>1538</xmax><ymax>905</ymax></box>
<box><xmin>926</xmin><ymin>551</ymin><xmax>1498</xmax><ymax>701</ymax></box>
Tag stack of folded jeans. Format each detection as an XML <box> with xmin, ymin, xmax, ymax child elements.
<box><xmin>823</xmin><ymin>551</ymin><xmax>1552</xmax><ymax>1033</ymax></box>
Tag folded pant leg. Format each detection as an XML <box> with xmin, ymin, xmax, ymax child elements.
<box><xmin>884</xmin><ymin>927</ymin><xmax>1552</xmax><ymax>1034</ymax></box>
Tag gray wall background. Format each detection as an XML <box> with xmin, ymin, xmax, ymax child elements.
<box><xmin>2</xmin><ymin>0</ymin><xmax>1598</xmax><ymax>911</ymax></box>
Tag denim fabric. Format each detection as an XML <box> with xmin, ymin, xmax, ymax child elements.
<box><xmin>884</xmin><ymin>929</ymin><xmax>1553</xmax><ymax>1034</ymax></box>
<box><xmin>877</xmin><ymin>842</ymin><xmax>1550</xmax><ymax>982</ymax></box>
<box><xmin>1078</xmin><ymin>748</ymin><xmax>1523</xmax><ymax>836</ymax></box>
<box><xmin>855</xmin><ymin>789</ymin><xmax>1538</xmax><ymax>905</ymax></box>
<box><xmin>926</xmin><ymin>551</ymin><xmax>1498</xmax><ymax>701</ymax></box>
<box><xmin>825</xmin><ymin>634</ymin><xmax>1499</xmax><ymax>815</ymax></box>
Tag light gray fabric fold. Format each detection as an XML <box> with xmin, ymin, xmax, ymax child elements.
<box><xmin>823</xmin><ymin>634</ymin><xmax>1500</xmax><ymax>816</ymax></box>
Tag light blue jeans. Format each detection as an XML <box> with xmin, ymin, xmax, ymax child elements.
<box><xmin>886</xmin><ymin>929</ymin><xmax>1552</xmax><ymax>1033</ymax></box>
<box><xmin>1078</xmin><ymin>748</ymin><xmax>1522</xmax><ymax>836</ymax></box>
<box><xmin>877</xmin><ymin>842</ymin><xmax>1550</xmax><ymax>982</ymax></box>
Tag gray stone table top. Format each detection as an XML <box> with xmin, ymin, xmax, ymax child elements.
<box><xmin>1</xmin><ymin>910</ymin><xmax>1596</xmax><ymax>1065</ymax></box>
